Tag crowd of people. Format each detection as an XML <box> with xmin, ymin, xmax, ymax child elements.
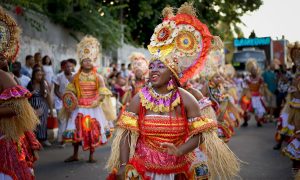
<box><xmin>1</xmin><ymin>3</ymin><xmax>300</xmax><ymax>180</ymax></box>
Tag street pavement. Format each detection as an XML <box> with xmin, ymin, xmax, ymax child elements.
<box><xmin>35</xmin><ymin>119</ymin><xmax>293</xmax><ymax>180</ymax></box>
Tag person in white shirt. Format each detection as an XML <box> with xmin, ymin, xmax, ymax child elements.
<box><xmin>52</xmin><ymin>60</ymin><xmax>74</xmax><ymax>146</ymax></box>
<box><xmin>42</xmin><ymin>55</ymin><xmax>54</xmax><ymax>88</ymax></box>
<box><xmin>12</xmin><ymin>61</ymin><xmax>31</xmax><ymax>88</ymax></box>
<box><xmin>21</xmin><ymin>55</ymin><xmax>34</xmax><ymax>78</ymax></box>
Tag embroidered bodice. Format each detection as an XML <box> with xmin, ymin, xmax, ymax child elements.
<box><xmin>77</xmin><ymin>73</ymin><xmax>100</xmax><ymax>107</ymax></box>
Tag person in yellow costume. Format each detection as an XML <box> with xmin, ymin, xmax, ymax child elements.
<box><xmin>62</xmin><ymin>36</ymin><xmax>113</xmax><ymax>163</ymax></box>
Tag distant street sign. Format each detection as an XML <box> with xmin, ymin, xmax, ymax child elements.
<box><xmin>234</xmin><ymin>37</ymin><xmax>271</xmax><ymax>47</ymax></box>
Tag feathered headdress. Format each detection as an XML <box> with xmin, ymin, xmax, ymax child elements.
<box><xmin>129</xmin><ymin>52</ymin><xmax>149</xmax><ymax>76</ymax></box>
<box><xmin>77</xmin><ymin>35</ymin><xmax>100</xmax><ymax>63</ymax></box>
<box><xmin>246</xmin><ymin>58</ymin><xmax>259</xmax><ymax>73</ymax></box>
<box><xmin>0</xmin><ymin>6</ymin><xmax>21</xmax><ymax>62</ymax></box>
<box><xmin>148</xmin><ymin>2</ymin><xmax>223</xmax><ymax>85</ymax></box>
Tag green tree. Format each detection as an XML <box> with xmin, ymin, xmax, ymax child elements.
<box><xmin>113</xmin><ymin>0</ymin><xmax>262</xmax><ymax>47</ymax></box>
<box><xmin>1</xmin><ymin>0</ymin><xmax>124</xmax><ymax>50</ymax></box>
<box><xmin>249</xmin><ymin>30</ymin><xmax>257</xmax><ymax>38</ymax></box>
<box><xmin>2</xmin><ymin>0</ymin><xmax>263</xmax><ymax>49</ymax></box>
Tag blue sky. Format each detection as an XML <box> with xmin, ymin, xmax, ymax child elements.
<box><xmin>240</xmin><ymin>0</ymin><xmax>300</xmax><ymax>42</ymax></box>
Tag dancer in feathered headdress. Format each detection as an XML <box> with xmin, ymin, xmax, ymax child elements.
<box><xmin>107</xmin><ymin>3</ymin><xmax>240</xmax><ymax>180</ymax></box>
<box><xmin>241</xmin><ymin>58</ymin><xmax>267</xmax><ymax>127</ymax></box>
<box><xmin>62</xmin><ymin>35</ymin><xmax>113</xmax><ymax>163</ymax></box>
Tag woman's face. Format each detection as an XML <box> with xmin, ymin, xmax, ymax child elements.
<box><xmin>35</xmin><ymin>71</ymin><xmax>44</xmax><ymax>82</ymax></box>
<box><xmin>81</xmin><ymin>58</ymin><xmax>93</xmax><ymax>70</ymax></box>
<box><xmin>45</xmin><ymin>57</ymin><xmax>51</xmax><ymax>65</ymax></box>
<box><xmin>250</xmin><ymin>67</ymin><xmax>258</xmax><ymax>76</ymax></box>
<box><xmin>149</xmin><ymin>60</ymin><xmax>172</xmax><ymax>88</ymax></box>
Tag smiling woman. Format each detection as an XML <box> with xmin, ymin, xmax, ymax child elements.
<box><xmin>107</xmin><ymin>2</ymin><xmax>240</xmax><ymax>180</ymax></box>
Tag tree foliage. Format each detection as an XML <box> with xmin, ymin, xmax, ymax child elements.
<box><xmin>1</xmin><ymin>0</ymin><xmax>123</xmax><ymax>50</ymax></box>
<box><xmin>1</xmin><ymin>0</ymin><xmax>263</xmax><ymax>49</ymax></box>
<box><xmin>113</xmin><ymin>0</ymin><xmax>262</xmax><ymax>46</ymax></box>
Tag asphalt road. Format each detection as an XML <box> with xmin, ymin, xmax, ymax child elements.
<box><xmin>35</xmin><ymin>120</ymin><xmax>293</xmax><ymax>180</ymax></box>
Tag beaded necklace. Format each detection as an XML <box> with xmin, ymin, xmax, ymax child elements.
<box><xmin>139</xmin><ymin>86</ymin><xmax>181</xmax><ymax>113</ymax></box>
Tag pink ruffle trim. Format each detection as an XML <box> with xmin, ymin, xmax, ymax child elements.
<box><xmin>0</xmin><ymin>85</ymin><xmax>31</xmax><ymax>100</ymax></box>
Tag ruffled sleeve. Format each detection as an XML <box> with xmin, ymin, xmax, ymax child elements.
<box><xmin>99</xmin><ymin>87</ymin><xmax>112</xmax><ymax>96</ymax></box>
<box><xmin>188</xmin><ymin>116</ymin><xmax>217</xmax><ymax>137</ymax></box>
<box><xmin>65</xmin><ymin>83</ymin><xmax>77</xmax><ymax>94</ymax></box>
<box><xmin>117</xmin><ymin>111</ymin><xmax>139</xmax><ymax>132</ymax></box>
<box><xmin>0</xmin><ymin>85</ymin><xmax>31</xmax><ymax>100</ymax></box>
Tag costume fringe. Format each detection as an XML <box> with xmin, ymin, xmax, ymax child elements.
<box><xmin>219</xmin><ymin>101</ymin><xmax>228</xmax><ymax>116</ymax></box>
<box><xmin>200</xmin><ymin>106</ymin><xmax>217</xmax><ymax>121</ymax></box>
<box><xmin>177</xmin><ymin>2</ymin><xmax>197</xmax><ymax>17</ymax></box>
<box><xmin>227</xmin><ymin>101</ymin><xmax>243</xmax><ymax>125</ymax></box>
<box><xmin>106</xmin><ymin>128</ymin><xmax>139</xmax><ymax>172</ymax></box>
<box><xmin>202</xmin><ymin>131</ymin><xmax>240</xmax><ymax>179</ymax></box>
<box><xmin>0</xmin><ymin>99</ymin><xmax>39</xmax><ymax>141</ymax></box>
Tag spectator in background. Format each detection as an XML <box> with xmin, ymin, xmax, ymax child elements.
<box><xmin>127</xmin><ymin>63</ymin><xmax>134</xmax><ymax>79</ymax></box>
<box><xmin>67</xmin><ymin>58</ymin><xmax>77</xmax><ymax>72</ymax></box>
<box><xmin>276</xmin><ymin>71</ymin><xmax>290</xmax><ymax>109</ymax></box>
<box><xmin>262</xmin><ymin>64</ymin><xmax>277</xmax><ymax>118</ymax></box>
<box><xmin>27</xmin><ymin>68</ymin><xmax>53</xmax><ymax>147</ymax></box>
<box><xmin>12</xmin><ymin>61</ymin><xmax>31</xmax><ymax>88</ymax></box>
<box><xmin>21</xmin><ymin>55</ymin><xmax>34</xmax><ymax>77</ymax></box>
<box><xmin>42</xmin><ymin>55</ymin><xmax>54</xmax><ymax>89</ymax></box>
<box><xmin>120</xmin><ymin>63</ymin><xmax>129</xmax><ymax>79</ymax></box>
<box><xmin>53</xmin><ymin>60</ymin><xmax>74</xmax><ymax>147</ymax></box>
<box><xmin>34</xmin><ymin>52</ymin><xmax>42</xmax><ymax>67</ymax></box>
<box><xmin>108</xmin><ymin>63</ymin><xmax>118</xmax><ymax>78</ymax></box>
<box><xmin>113</xmin><ymin>72</ymin><xmax>127</xmax><ymax>101</ymax></box>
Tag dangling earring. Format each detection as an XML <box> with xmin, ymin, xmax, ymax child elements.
<box><xmin>147</xmin><ymin>81</ymin><xmax>152</xmax><ymax>88</ymax></box>
<box><xmin>167</xmin><ymin>78</ymin><xmax>175</xmax><ymax>91</ymax></box>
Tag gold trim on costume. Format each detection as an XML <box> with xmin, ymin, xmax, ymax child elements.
<box><xmin>117</xmin><ymin>111</ymin><xmax>139</xmax><ymax>131</ymax></box>
<box><xmin>188</xmin><ymin>117</ymin><xmax>217</xmax><ymax>137</ymax></box>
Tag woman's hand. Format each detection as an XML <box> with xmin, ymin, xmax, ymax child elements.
<box><xmin>161</xmin><ymin>142</ymin><xmax>182</xmax><ymax>157</ymax></box>
<box><xmin>116</xmin><ymin>166</ymin><xmax>126</xmax><ymax>180</ymax></box>
<box><xmin>35</xmin><ymin>108</ymin><xmax>43</xmax><ymax>116</ymax></box>
<box><xmin>49</xmin><ymin>109</ymin><xmax>54</xmax><ymax>117</ymax></box>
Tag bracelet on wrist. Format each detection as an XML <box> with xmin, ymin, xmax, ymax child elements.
<box><xmin>120</xmin><ymin>162</ymin><xmax>127</xmax><ymax>167</ymax></box>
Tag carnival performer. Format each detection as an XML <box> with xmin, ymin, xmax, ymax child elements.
<box><xmin>61</xmin><ymin>36</ymin><xmax>112</xmax><ymax>163</ymax></box>
<box><xmin>273</xmin><ymin>99</ymin><xmax>294</xmax><ymax>150</ymax></box>
<box><xmin>182</xmin><ymin>80</ymin><xmax>217</xmax><ymax>179</ymax></box>
<box><xmin>118</xmin><ymin>52</ymin><xmax>149</xmax><ymax>106</ymax></box>
<box><xmin>106</xmin><ymin>3</ymin><xmax>240</xmax><ymax>180</ymax></box>
<box><xmin>282</xmin><ymin>73</ymin><xmax>300</xmax><ymax>174</ymax></box>
<box><xmin>129</xmin><ymin>52</ymin><xmax>149</xmax><ymax>96</ymax></box>
<box><xmin>206</xmin><ymin>70</ymin><xmax>235</xmax><ymax>142</ymax></box>
<box><xmin>222</xmin><ymin>64</ymin><xmax>243</xmax><ymax>127</ymax></box>
<box><xmin>0</xmin><ymin>6</ymin><xmax>41</xmax><ymax>179</ymax></box>
<box><xmin>241</xmin><ymin>59</ymin><xmax>267</xmax><ymax>127</ymax></box>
